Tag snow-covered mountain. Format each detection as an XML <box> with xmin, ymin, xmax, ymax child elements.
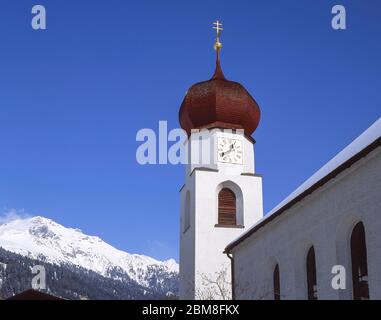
<box><xmin>0</xmin><ymin>216</ymin><xmax>178</xmax><ymax>291</ymax></box>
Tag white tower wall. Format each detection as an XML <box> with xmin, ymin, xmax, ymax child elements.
<box><xmin>179</xmin><ymin>129</ymin><xmax>263</xmax><ymax>299</ymax></box>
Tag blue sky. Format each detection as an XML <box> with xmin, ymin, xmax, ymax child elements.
<box><xmin>0</xmin><ymin>1</ymin><xmax>380</xmax><ymax>261</ymax></box>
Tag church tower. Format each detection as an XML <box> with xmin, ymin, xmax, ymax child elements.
<box><xmin>178</xmin><ymin>21</ymin><xmax>264</xmax><ymax>299</ymax></box>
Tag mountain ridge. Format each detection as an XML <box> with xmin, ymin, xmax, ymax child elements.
<box><xmin>0</xmin><ymin>215</ymin><xmax>178</xmax><ymax>298</ymax></box>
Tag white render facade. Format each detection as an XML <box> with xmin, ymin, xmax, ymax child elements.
<box><xmin>179</xmin><ymin>129</ymin><xmax>264</xmax><ymax>299</ymax></box>
<box><xmin>227</xmin><ymin>118</ymin><xmax>381</xmax><ymax>300</ymax></box>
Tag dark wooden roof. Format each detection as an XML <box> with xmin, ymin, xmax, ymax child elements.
<box><xmin>7</xmin><ymin>289</ymin><xmax>63</xmax><ymax>300</ymax></box>
<box><xmin>179</xmin><ymin>49</ymin><xmax>261</xmax><ymax>137</ymax></box>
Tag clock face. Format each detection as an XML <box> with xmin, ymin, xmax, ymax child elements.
<box><xmin>217</xmin><ymin>137</ymin><xmax>243</xmax><ymax>164</ymax></box>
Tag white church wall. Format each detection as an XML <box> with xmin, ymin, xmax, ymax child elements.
<box><xmin>179</xmin><ymin>179</ymin><xmax>196</xmax><ymax>299</ymax></box>
<box><xmin>232</xmin><ymin>147</ymin><xmax>381</xmax><ymax>300</ymax></box>
<box><xmin>180</xmin><ymin>166</ymin><xmax>263</xmax><ymax>299</ymax></box>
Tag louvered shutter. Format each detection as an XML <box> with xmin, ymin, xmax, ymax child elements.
<box><xmin>218</xmin><ymin>188</ymin><xmax>236</xmax><ymax>226</ymax></box>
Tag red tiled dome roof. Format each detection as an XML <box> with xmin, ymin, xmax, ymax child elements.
<box><xmin>179</xmin><ymin>50</ymin><xmax>261</xmax><ymax>137</ymax></box>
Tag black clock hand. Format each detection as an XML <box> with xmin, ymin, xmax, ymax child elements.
<box><xmin>224</xmin><ymin>148</ymin><xmax>233</xmax><ymax>155</ymax></box>
<box><xmin>221</xmin><ymin>142</ymin><xmax>235</xmax><ymax>158</ymax></box>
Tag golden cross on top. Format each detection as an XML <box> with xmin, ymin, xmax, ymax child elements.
<box><xmin>212</xmin><ymin>20</ymin><xmax>223</xmax><ymax>50</ymax></box>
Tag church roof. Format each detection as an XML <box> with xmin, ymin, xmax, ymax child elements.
<box><xmin>179</xmin><ymin>41</ymin><xmax>261</xmax><ymax>137</ymax></box>
<box><xmin>7</xmin><ymin>289</ymin><xmax>64</xmax><ymax>300</ymax></box>
<box><xmin>225</xmin><ymin>117</ymin><xmax>381</xmax><ymax>253</ymax></box>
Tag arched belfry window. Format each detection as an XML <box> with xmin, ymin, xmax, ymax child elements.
<box><xmin>218</xmin><ymin>188</ymin><xmax>236</xmax><ymax>226</ymax></box>
<box><xmin>273</xmin><ymin>264</ymin><xmax>280</xmax><ymax>300</ymax></box>
<box><xmin>306</xmin><ymin>246</ymin><xmax>317</xmax><ymax>300</ymax></box>
<box><xmin>351</xmin><ymin>222</ymin><xmax>369</xmax><ymax>300</ymax></box>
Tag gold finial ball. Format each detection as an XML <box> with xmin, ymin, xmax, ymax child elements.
<box><xmin>213</xmin><ymin>41</ymin><xmax>222</xmax><ymax>51</ymax></box>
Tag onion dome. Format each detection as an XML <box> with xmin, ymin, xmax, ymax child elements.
<box><xmin>179</xmin><ymin>21</ymin><xmax>261</xmax><ymax>137</ymax></box>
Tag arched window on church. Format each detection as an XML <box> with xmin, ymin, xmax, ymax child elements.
<box><xmin>183</xmin><ymin>191</ymin><xmax>191</xmax><ymax>232</ymax></box>
<box><xmin>351</xmin><ymin>222</ymin><xmax>369</xmax><ymax>300</ymax></box>
<box><xmin>306</xmin><ymin>246</ymin><xmax>317</xmax><ymax>300</ymax></box>
<box><xmin>273</xmin><ymin>264</ymin><xmax>280</xmax><ymax>300</ymax></box>
<box><xmin>218</xmin><ymin>188</ymin><xmax>236</xmax><ymax>226</ymax></box>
